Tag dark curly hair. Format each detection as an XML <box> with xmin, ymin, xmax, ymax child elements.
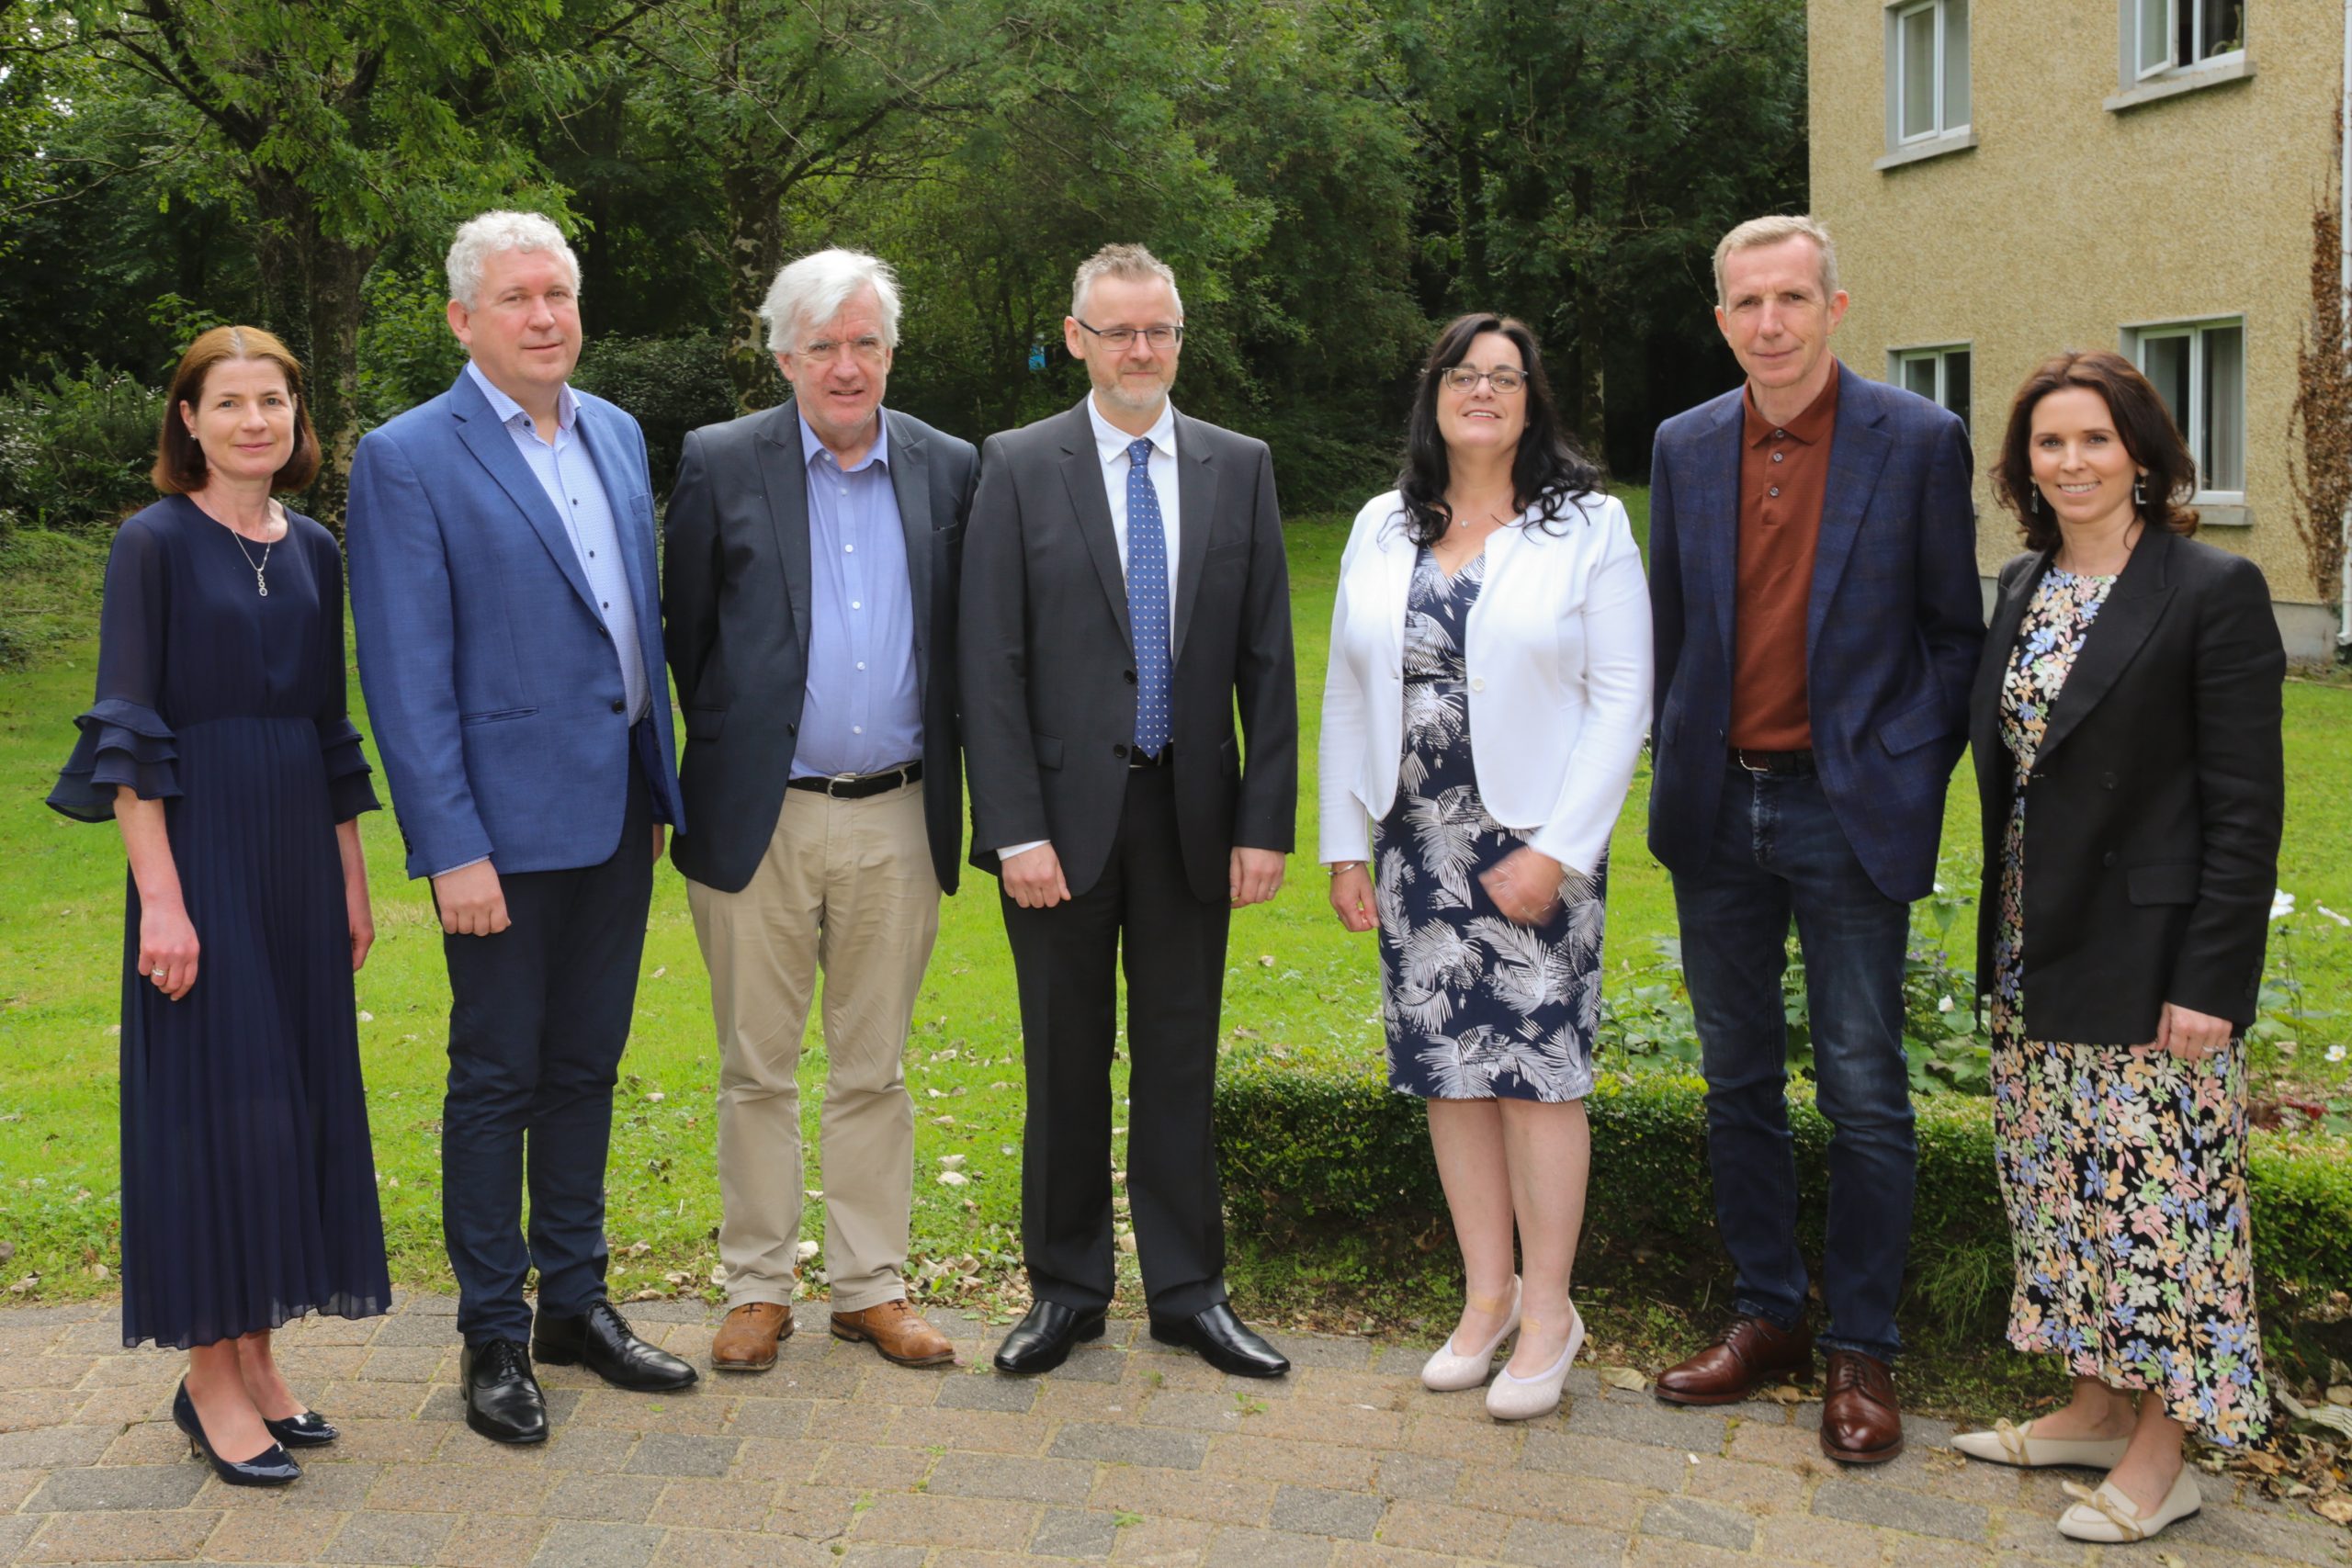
<box><xmin>1395</xmin><ymin>313</ymin><xmax>1600</xmax><ymax>546</ymax></box>
<box><xmin>1991</xmin><ymin>348</ymin><xmax>2199</xmax><ymax>553</ymax></box>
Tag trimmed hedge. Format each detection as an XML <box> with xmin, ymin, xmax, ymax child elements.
<box><xmin>1216</xmin><ymin>1043</ymin><xmax>2352</xmax><ymax>1360</ymax></box>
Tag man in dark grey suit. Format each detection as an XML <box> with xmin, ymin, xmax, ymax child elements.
<box><xmin>961</xmin><ymin>243</ymin><xmax>1297</xmax><ymax>1377</ymax></box>
<box><xmin>662</xmin><ymin>249</ymin><xmax>976</xmax><ymax>1376</ymax></box>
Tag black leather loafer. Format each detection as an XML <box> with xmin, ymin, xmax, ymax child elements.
<box><xmin>992</xmin><ymin>1300</ymin><xmax>1107</xmax><ymax>1375</ymax></box>
<box><xmin>460</xmin><ymin>1339</ymin><xmax>548</xmax><ymax>1445</ymax></box>
<box><xmin>533</xmin><ymin>1301</ymin><xmax>698</xmax><ymax>1393</ymax></box>
<box><xmin>1148</xmin><ymin>1303</ymin><xmax>1290</xmax><ymax>1378</ymax></box>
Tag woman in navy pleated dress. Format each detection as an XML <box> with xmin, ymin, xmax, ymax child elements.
<box><xmin>49</xmin><ymin>326</ymin><xmax>390</xmax><ymax>1486</ymax></box>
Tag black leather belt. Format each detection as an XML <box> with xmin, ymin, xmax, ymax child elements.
<box><xmin>1128</xmin><ymin>744</ymin><xmax>1172</xmax><ymax>770</ymax></box>
<box><xmin>786</xmin><ymin>761</ymin><xmax>922</xmax><ymax>799</ymax></box>
<box><xmin>1730</xmin><ymin>748</ymin><xmax>1814</xmax><ymax>776</ymax></box>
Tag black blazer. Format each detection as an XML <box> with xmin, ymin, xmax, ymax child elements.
<box><xmin>662</xmin><ymin>401</ymin><xmax>977</xmax><ymax>895</ymax></box>
<box><xmin>1969</xmin><ymin>526</ymin><xmax>2284</xmax><ymax>1042</ymax></box>
<box><xmin>958</xmin><ymin>399</ymin><xmax>1297</xmax><ymax>903</ymax></box>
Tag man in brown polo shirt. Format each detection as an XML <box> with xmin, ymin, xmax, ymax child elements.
<box><xmin>1642</xmin><ymin>215</ymin><xmax>1984</xmax><ymax>1464</ymax></box>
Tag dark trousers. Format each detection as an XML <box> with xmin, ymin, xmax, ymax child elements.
<box><xmin>1670</xmin><ymin>761</ymin><xmax>1916</xmax><ymax>1363</ymax></box>
<box><xmin>441</xmin><ymin>764</ymin><xmax>653</xmax><ymax>1347</ymax></box>
<box><xmin>1001</xmin><ymin>766</ymin><xmax>1230</xmax><ymax>1318</ymax></box>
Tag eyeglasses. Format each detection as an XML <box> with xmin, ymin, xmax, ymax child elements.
<box><xmin>1076</xmin><ymin>320</ymin><xmax>1184</xmax><ymax>351</ymax></box>
<box><xmin>1442</xmin><ymin>367</ymin><xmax>1527</xmax><ymax>394</ymax></box>
<box><xmin>797</xmin><ymin>334</ymin><xmax>888</xmax><ymax>364</ymax></box>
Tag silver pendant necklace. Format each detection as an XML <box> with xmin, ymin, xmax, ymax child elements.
<box><xmin>231</xmin><ymin>530</ymin><xmax>271</xmax><ymax>596</ymax></box>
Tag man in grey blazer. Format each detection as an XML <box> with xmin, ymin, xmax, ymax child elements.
<box><xmin>961</xmin><ymin>244</ymin><xmax>1298</xmax><ymax>1377</ymax></box>
<box><xmin>662</xmin><ymin>249</ymin><xmax>976</xmax><ymax>1375</ymax></box>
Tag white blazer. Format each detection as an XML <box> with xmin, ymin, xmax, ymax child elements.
<box><xmin>1317</xmin><ymin>488</ymin><xmax>1653</xmax><ymax>875</ymax></box>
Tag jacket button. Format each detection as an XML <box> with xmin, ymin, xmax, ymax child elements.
<box><xmin>1124</xmin><ymin>669</ymin><xmax>1138</xmax><ymax>684</ymax></box>
<box><xmin>2102</xmin><ymin>771</ymin><xmax>2117</xmax><ymax>789</ymax></box>
<box><xmin>1113</xmin><ymin>743</ymin><xmax>1129</xmax><ymax>759</ymax></box>
<box><xmin>2102</xmin><ymin>851</ymin><xmax>2117</xmax><ymax>867</ymax></box>
<box><xmin>611</xmin><ymin>700</ymin><xmax>625</xmax><ymax>714</ymax></box>
<box><xmin>1469</xmin><ymin>677</ymin><xmax>1486</xmax><ymax>694</ymax></box>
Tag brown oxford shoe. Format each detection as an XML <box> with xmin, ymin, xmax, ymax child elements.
<box><xmin>1819</xmin><ymin>1349</ymin><xmax>1905</xmax><ymax>1464</ymax></box>
<box><xmin>831</xmin><ymin>1299</ymin><xmax>956</xmax><ymax>1368</ymax></box>
<box><xmin>1654</xmin><ymin>1314</ymin><xmax>1814</xmax><ymax>1406</ymax></box>
<box><xmin>711</xmin><ymin>1302</ymin><xmax>794</xmax><ymax>1373</ymax></box>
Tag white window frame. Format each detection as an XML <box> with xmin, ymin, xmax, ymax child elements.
<box><xmin>1890</xmin><ymin>344</ymin><xmax>1973</xmax><ymax>433</ymax></box>
<box><xmin>2123</xmin><ymin>316</ymin><xmax>2246</xmax><ymax>502</ymax></box>
<box><xmin>1887</xmin><ymin>0</ymin><xmax>1971</xmax><ymax>148</ymax></box>
<box><xmin>2123</xmin><ymin>0</ymin><xmax>2246</xmax><ymax>85</ymax></box>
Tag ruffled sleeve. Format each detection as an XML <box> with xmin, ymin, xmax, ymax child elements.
<box><xmin>311</xmin><ymin>525</ymin><xmax>380</xmax><ymax>822</ymax></box>
<box><xmin>49</xmin><ymin>517</ymin><xmax>178</xmax><ymax>823</ymax></box>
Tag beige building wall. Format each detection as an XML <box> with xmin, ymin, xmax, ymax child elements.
<box><xmin>1810</xmin><ymin>0</ymin><xmax>2345</xmax><ymax>656</ymax></box>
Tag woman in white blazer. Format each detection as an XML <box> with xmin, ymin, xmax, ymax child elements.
<box><xmin>1320</xmin><ymin>314</ymin><xmax>1652</xmax><ymax>1420</ymax></box>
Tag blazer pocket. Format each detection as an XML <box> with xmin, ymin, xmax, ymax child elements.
<box><xmin>2126</xmin><ymin>861</ymin><xmax>2200</xmax><ymax>906</ymax></box>
<box><xmin>459</xmin><ymin>706</ymin><xmax>538</xmax><ymax>728</ymax></box>
<box><xmin>684</xmin><ymin>706</ymin><xmax>726</xmax><ymax>741</ymax></box>
<box><xmin>1034</xmin><ymin>732</ymin><xmax>1063</xmax><ymax>770</ymax></box>
<box><xmin>1877</xmin><ymin>698</ymin><xmax>1950</xmax><ymax>756</ymax></box>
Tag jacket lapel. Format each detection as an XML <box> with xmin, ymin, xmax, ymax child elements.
<box><xmin>884</xmin><ymin>410</ymin><xmax>934</xmax><ymax>674</ymax></box>
<box><xmin>1805</xmin><ymin>367</ymin><xmax>1894</xmax><ymax>665</ymax></box>
<box><xmin>1697</xmin><ymin>398</ymin><xmax>1744</xmax><ymax>667</ymax></box>
<box><xmin>1971</xmin><ymin>553</ymin><xmax>2049</xmax><ymax>764</ymax></box>
<box><xmin>449</xmin><ymin>371</ymin><xmax>598</xmax><ymax>619</ymax></box>
<box><xmin>1170</xmin><ymin>411</ymin><xmax>1215</xmax><ymax>664</ymax></box>
<box><xmin>753</xmin><ymin>402</ymin><xmax>815</xmax><ymax>666</ymax></box>
<box><xmin>2032</xmin><ymin>527</ymin><xmax>2177</xmax><ymax>767</ymax></box>
<box><xmin>1055</xmin><ymin>400</ymin><xmax>1133</xmax><ymax>649</ymax></box>
<box><xmin>1382</xmin><ymin>507</ymin><xmax>1417</xmax><ymax>668</ymax></box>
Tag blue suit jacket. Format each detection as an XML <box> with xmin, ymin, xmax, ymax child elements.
<box><xmin>1645</xmin><ymin>364</ymin><xmax>1984</xmax><ymax>903</ymax></box>
<box><xmin>346</xmin><ymin>367</ymin><xmax>684</xmax><ymax>880</ymax></box>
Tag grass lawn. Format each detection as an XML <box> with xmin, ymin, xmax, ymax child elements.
<box><xmin>5</xmin><ymin>495</ymin><xmax>2350</xmax><ymax>1398</ymax></box>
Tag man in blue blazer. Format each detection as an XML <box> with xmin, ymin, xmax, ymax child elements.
<box><xmin>1645</xmin><ymin>216</ymin><xmax>1983</xmax><ymax>1463</ymax></box>
<box><xmin>346</xmin><ymin>211</ymin><xmax>695</xmax><ymax>1446</ymax></box>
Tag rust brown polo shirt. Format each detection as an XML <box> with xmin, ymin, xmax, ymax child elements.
<box><xmin>1729</xmin><ymin>361</ymin><xmax>1841</xmax><ymax>751</ymax></box>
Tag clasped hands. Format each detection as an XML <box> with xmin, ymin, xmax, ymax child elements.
<box><xmin>1329</xmin><ymin>843</ymin><xmax>1566</xmax><ymax>933</ymax></box>
<box><xmin>1001</xmin><ymin>843</ymin><xmax>1284</xmax><ymax>910</ymax></box>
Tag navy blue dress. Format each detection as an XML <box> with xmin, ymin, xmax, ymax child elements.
<box><xmin>1373</xmin><ymin>548</ymin><xmax>1607</xmax><ymax>1102</ymax></box>
<box><xmin>50</xmin><ymin>496</ymin><xmax>391</xmax><ymax>1349</ymax></box>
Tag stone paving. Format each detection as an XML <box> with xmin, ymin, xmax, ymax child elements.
<box><xmin>0</xmin><ymin>1292</ymin><xmax>2344</xmax><ymax>1566</ymax></box>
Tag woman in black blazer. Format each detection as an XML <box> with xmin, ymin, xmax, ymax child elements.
<box><xmin>1949</xmin><ymin>350</ymin><xmax>2283</xmax><ymax>1545</ymax></box>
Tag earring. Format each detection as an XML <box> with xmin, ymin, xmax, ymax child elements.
<box><xmin>2132</xmin><ymin>476</ymin><xmax>2147</xmax><ymax>505</ymax></box>
<box><xmin>2029</xmin><ymin>488</ymin><xmax>2040</xmax><ymax>514</ymax></box>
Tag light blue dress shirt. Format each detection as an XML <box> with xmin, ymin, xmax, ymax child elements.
<box><xmin>791</xmin><ymin>409</ymin><xmax>922</xmax><ymax>779</ymax></box>
<box><xmin>462</xmin><ymin>361</ymin><xmax>648</xmax><ymax>723</ymax></box>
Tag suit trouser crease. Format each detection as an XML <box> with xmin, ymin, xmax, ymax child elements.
<box><xmin>1671</xmin><ymin>763</ymin><xmax>1917</xmax><ymax>1362</ymax></box>
<box><xmin>688</xmin><ymin>781</ymin><xmax>938</xmax><ymax>1314</ymax></box>
<box><xmin>1003</xmin><ymin>768</ymin><xmax>1230</xmax><ymax>1319</ymax></box>
<box><xmin>442</xmin><ymin>768</ymin><xmax>654</xmax><ymax>1348</ymax></box>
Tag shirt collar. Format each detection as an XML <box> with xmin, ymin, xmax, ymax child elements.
<box><xmin>1742</xmin><ymin>357</ymin><xmax>1841</xmax><ymax>447</ymax></box>
<box><xmin>1088</xmin><ymin>394</ymin><xmax>1177</xmax><ymax>468</ymax></box>
<box><xmin>798</xmin><ymin>406</ymin><xmax>890</xmax><ymax>473</ymax></box>
<box><xmin>466</xmin><ymin>359</ymin><xmax>577</xmax><ymax>438</ymax></box>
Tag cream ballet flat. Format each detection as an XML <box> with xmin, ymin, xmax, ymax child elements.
<box><xmin>2057</xmin><ymin>1467</ymin><xmax>2201</xmax><ymax>1543</ymax></box>
<box><xmin>1951</xmin><ymin>1416</ymin><xmax>2132</xmax><ymax>1470</ymax></box>
<box><xmin>1420</xmin><ymin>1278</ymin><xmax>1521</xmax><ymax>1392</ymax></box>
<box><xmin>1485</xmin><ymin>1303</ymin><xmax>1584</xmax><ymax>1422</ymax></box>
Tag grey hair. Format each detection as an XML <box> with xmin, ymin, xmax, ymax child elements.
<box><xmin>1070</xmin><ymin>243</ymin><xmax>1183</xmax><ymax>322</ymax></box>
<box><xmin>1712</xmin><ymin>214</ymin><xmax>1839</xmax><ymax>309</ymax></box>
<box><xmin>761</xmin><ymin>249</ymin><xmax>902</xmax><ymax>355</ymax></box>
<box><xmin>446</xmin><ymin>211</ymin><xmax>582</xmax><ymax>310</ymax></box>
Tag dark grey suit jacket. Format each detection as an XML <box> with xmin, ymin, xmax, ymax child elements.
<box><xmin>662</xmin><ymin>401</ymin><xmax>977</xmax><ymax>895</ymax></box>
<box><xmin>958</xmin><ymin>399</ymin><xmax>1297</xmax><ymax>903</ymax></box>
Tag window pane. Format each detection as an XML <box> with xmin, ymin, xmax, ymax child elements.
<box><xmin>2197</xmin><ymin>0</ymin><xmax>2244</xmax><ymax>61</ymax></box>
<box><xmin>1943</xmin><ymin>0</ymin><xmax>1972</xmax><ymax>127</ymax></box>
<box><xmin>1901</xmin><ymin>6</ymin><xmax>1936</xmax><ymax>139</ymax></box>
<box><xmin>2201</xmin><ymin>323</ymin><xmax>2245</xmax><ymax>491</ymax></box>
<box><xmin>1944</xmin><ymin>350</ymin><xmax>1972</xmax><ymax>435</ymax></box>
<box><xmin>2138</xmin><ymin>0</ymin><xmax>2174</xmax><ymax>75</ymax></box>
<box><xmin>1903</xmin><ymin>356</ymin><xmax>1939</xmax><ymax>400</ymax></box>
<box><xmin>2142</xmin><ymin>333</ymin><xmax>2191</xmax><ymax>437</ymax></box>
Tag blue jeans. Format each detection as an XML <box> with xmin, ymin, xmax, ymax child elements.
<box><xmin>1671</xmin><ymin>761</ymin><xmax>1916</xmax><ymax>1362</ymax></box>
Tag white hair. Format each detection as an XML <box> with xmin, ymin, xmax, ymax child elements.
<box><xmin>761</xmin><ymin>249</ymin><xmax>902</xmax><ymax>355</ymax></box>
<box><xmin>1712</xmin><ymin>214</ymin><xmax>1838</xmax><ymax>309</ymax></box>
<box><xmin>446</xmin><ymin>211</ymin><xmax>582</xmax><ymax>310</ymax></box>
<box><xmin>1070</xmin><ymin>243</ymin><xmax>1183</xmax><ymax>322</ymax></box>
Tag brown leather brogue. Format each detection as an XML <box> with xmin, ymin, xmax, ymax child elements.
<box><xmin>710</xmin><ymin>1302</ymin><xmax>793</xmax><ymax>1372</ymax></box>
<box><xmin>1654</xmin><ymin>1314</ymin><xmax>1815</xmax><ymax>1406</ymax></box>
<box><xmin>1819</xmin><ymin>1350</ymin><xmax>1904</xmax><ymax>1463</ymax></box>
<box><xmin>831</xmin><ymin>1299</ymin><xmax>956</xmax><ymax>1368</ymax></box>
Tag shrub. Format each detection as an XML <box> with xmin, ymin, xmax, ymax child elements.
<box><xmin>572</xmin><ymin>333</ymin><xmax>740</xmax><ymax>501</ymax></box>
<box><xmin>1216</xmin><ymin>1043</ymin><xmax>2352</xmax><ymax>1368</ymax></box>
<box><xmin>0</xmin><ymin>365</ymin><xmax>164</xmax><ymax>532</ymax></box>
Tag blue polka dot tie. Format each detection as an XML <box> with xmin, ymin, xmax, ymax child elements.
<box><xmin>1125</xmin><ymin>436</ymin><xmax>1172</xmax><ymax>759</ymax></box>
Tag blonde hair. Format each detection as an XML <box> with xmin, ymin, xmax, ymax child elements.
<box><xmin>1712</xmin><ymin>214</ymin><xmax>1838</xmax><ymax>309</ymax></box>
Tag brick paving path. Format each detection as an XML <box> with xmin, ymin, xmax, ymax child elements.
<box><xmin>0</xmin><ymin>1292</ymin><xmax>2342</xmax><ymax>1566</ymax></box>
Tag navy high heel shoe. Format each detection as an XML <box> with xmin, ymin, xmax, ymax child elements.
<box><xmin>172</xmin><ymin>1381</ymin><xmax>300</xmax><ymax>1486</ymax></box>
<box><xmin>262</xmin><ymin>1411</ymin><xmax>337</xmax><ymax>1448</ymax></box>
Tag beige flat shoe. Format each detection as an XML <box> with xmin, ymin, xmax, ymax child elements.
<box><xmin>2056</xmin><ymin>1466</ymin><xmax>2200</xmax><ymax>1543</ymax></box>
<box><xmin>1951</xmin><ymin>1416</ymin><xmax>2132</xmax><ymax>1470</ymax></box>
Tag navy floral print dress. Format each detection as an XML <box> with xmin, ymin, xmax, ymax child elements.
<box><xmin>1989</xmin><ymin>567</ymin><xmax>2269</xmax><ymax>1447</ymax></box>
<box><xmin>1372</xmin><ymin>547</ymin><xmax>1605</xmax><ymax>1103</ymax></box>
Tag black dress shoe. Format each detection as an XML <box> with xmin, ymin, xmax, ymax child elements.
<box><xmin>262</xmin><ymin>1410</ymin><xmax>337</xmax><ymax>1448</ymax></box>
<box><xmin>992</xmin><ymin>1300</ymin><xmax>1106</xmax><ymax>1375</ymax></box>
<box><xmin>1148</xmin><ymin>1303</ymin><xmax>1290</xmax><ymax>1378</ymax></box>
<box><xmin>533</xmin><ymin>1301</ymin><xmax>698</xmax><ymax>1393</ymax></box>
<box><xmin>173</xmin><ymin>1381</ymin><xmax>300</xmax><ymax>1486</ymax></box>
<box><xmin>460</xmin><ymin>1338</ymin><xmax>548</xmax><ymax>1445</ymax></box>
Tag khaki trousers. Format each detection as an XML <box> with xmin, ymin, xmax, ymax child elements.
<box><xmin>685</xmin><ymin>779</ymin><xmax>939</xmax><ymax>1313</ymax></box>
